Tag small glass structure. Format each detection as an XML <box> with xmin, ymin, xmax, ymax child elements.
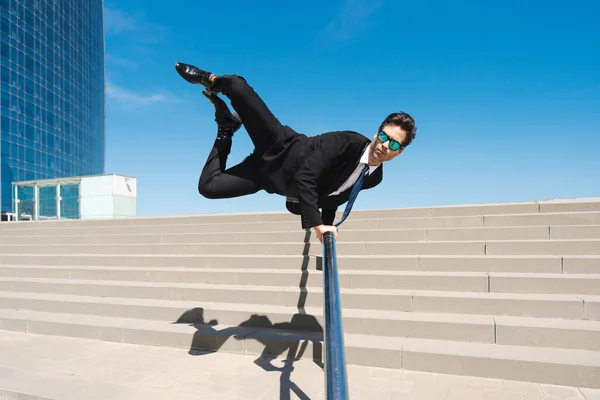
<box><xmin>10</xmin><ymin>174</ymin><xmax>136</xmax><ymax>221</ymax></box>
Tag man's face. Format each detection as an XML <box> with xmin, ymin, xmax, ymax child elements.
<box><xmin>368</xmin><ymin>124</ymin><xmax>407</xmax><ymax>165</ymax></box>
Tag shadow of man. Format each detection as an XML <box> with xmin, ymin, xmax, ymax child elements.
<box><xmin>174</xmin><ymin>307</ymin><xmax>251</xmax><ymax>355</ymax></box>
<box><xmin>235</xmin><ymin>313</ymin><xmax>323</xmax><ymax>400</ymax></box>
<box><xmin>236</xmin><ymin>313</ymin><xmax>323</xmax><ymax>368</ymax></box>
<box><xmin>233</xmin><ymin>230</ymin><xmax>325</xmax><ymax>399</ymax></box>
<box><xmin>176</xmin><ymin>229</ymin><xmax>326</xmax><ymax>398</ymax></box>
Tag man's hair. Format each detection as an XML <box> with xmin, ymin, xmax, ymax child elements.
<box><xmin>378</xmin><ymin>112</ymin><xmax>417</xmax><ymax>147</ymax></box>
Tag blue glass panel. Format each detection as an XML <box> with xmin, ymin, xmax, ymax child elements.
<box><xmin>38</xmin><ymin>185</ymin><xmax>56</xmax><ymax>219</ymax></box>
<box><xmin>60</xmin><ymin>184</ymin><xmax>79</xmax><ymax>219</ymax></box>
<box><xmin>0</xmin><ymin>0</ymin><xmax>105</xmax><ymax>213</ymax></box>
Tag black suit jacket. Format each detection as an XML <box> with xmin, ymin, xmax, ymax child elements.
<box><xmin>252</xmin><ymin>129</ymin><xmax>383</xmax><ymax>229</ymax></box>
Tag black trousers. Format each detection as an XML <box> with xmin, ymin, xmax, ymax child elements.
<box><xmin>197</xmin><ymin>75</ymin><xmax>295</xmax><ymax>199</ymax></box>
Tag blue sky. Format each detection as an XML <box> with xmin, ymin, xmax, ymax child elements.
<box><xmin>103</xmin><ymin>0</ymin><xmax>600</xmax><ymax>217</ymax></box>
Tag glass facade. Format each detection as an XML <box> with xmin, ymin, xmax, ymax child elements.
<box><xmin>13</xmin><ymin>179</ymin><xmax>80</xmax><ymax>220</ymax></box>
<box><xmin>0</xmin><ymin>0</ymin><xmax>105</xmax><ymax>214</ymax></box>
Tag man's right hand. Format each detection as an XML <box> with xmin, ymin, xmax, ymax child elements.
<box><xmin>313</xmin><ymin>224</ymin><xmax>338</xmax><ymax>243</ymax></box>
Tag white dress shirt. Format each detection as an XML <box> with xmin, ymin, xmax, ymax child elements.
<box><xmin>327</xmin><ymin>143</ymin><xmax>379</xmax><ymax>196</ymax></box>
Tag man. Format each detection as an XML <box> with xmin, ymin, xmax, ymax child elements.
<box><xmin>175</xmin><ymin>62</ymin><xmax>416</xmax><ymax>242</ymax></box>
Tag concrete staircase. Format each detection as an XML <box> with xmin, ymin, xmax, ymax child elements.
<box><xmin>0</xmin><ymin>198</ymin><xmax>599</xmax><ymax>390</ymax></box>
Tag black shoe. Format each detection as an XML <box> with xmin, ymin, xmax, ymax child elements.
<box><xmin>175</xmin><ymin>62</ymin><xmax>217</xmax><ymax>89</ymax></box>
<box><xmin>202</xmin><ymin>90</ymin><xmax>242</xmax><ymax>140</ymax></box>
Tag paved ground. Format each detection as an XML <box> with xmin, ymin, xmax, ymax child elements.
<box><xmin>0</xmin><ymin>330</ymin><xmax>598</xmax><ymax>400</ymax></box>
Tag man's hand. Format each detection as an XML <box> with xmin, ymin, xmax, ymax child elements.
<box><xmin>313</xmin><ymin>224</ymin><xmax>338</xmax><ymax>243</ymax></box>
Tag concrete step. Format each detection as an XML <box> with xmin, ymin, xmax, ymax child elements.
<box><xmin>421</xmin><ymin>198</ymin><xmax>600</xmax><ymax>217</ymax></box>
<box><xmin>0</xmin><ymin>200</ymin><xmax>554</xmax><ymax>229</ymax></box>
<box><xmin>424</xmin><ymin>198</ymin><xmax>600</xmax><ymax>217</ymax></box>
<box><xmin>535</xmin><ymin>198</ymin><xmax>600</xmax><ymax>213</ymax></box>
<box><xmin>551</xmin><ymin>225</ymin><xmax>600</xmax><ymax>239</ymax></box>
<box><xmin>358</xmin><ymin>200</ymin><xmax>540</xmax><ymax>219</ymax></box>
<box><xmin>4</xmin><ymin>272</ymin><xmax>600</xmax><ymax>319</ymax></box>
<box><xmin>485</xmin><ymin>239</ymin><xmax>600</xmax><ymax>255</ymax></box>
<box><xmin>0</xmin><ymin>272</ymin><xmax>491</xmax><ymax>294</ymax></box>
<box><xmin>2</xmin><ymin>225</ymin><xmax>600</xmax><ymax>245</ymax></box>
<box><xmin>1</xmin><ymin>239</ymin><xmax>600</xmax><ymax>256</ymax></box>
<box><xmin>0</xmin><ymin>309</ymin><xmax>599</xmax><ymax>388</ymax></box>
<box><xmin>1</xmin><ymin>292</ymin><xmax>600</xmax><ymax>351</ymax></box>
<box><xmin>0</xmin><ymin>271</ymin><xmax>600</xmax><ymax>320</ymax></box>
<box><xmin>0</xmin><ymin>292</ymin><xmax>497</xmax><ymax>344</ymax></box>
<box><xmin>0</xmin><ymin>270</ymin><xmax>596</xmax><ymax>318</ymax></box>
<box><xmin>2</xmin><ymin>254</ymin><xmax>597</xmax><ymax>273</ymax></box>
<box><xmin>383</xmin><ymin>212</ymin><xmax>600</xmax><ymax>230</ymax></box>
<box><xmin>564</xmin><ymin>256</ymin><xmax>600</xmax><ymax>273</ymax></box>
<box><xmin>1</xmin><ymin>198</ymin><xmax>599</xmax><ymax>231</ymax></box>
<box><xmin>482</xmin><ymin>211</ymin><xmax>600</xmax><ymax>228</ymax></box>
<box><xmin>488</xmin><ymin>272</ymin><xmax>600</xmax><ymax>295</ymax></box>
<box><xmin>2</xmin><ymin>224</ymin><xmax>598</xmax><ymax>245</ymax></box>
<box><xmin>2</xmin><ymin>211</ymin><xmax>600</xmax><ymax>237</ymax></box>
<box><xmin>0</xmin><ymin>226</ymin><xmax>566</xmax><ymax>244</ymax></box>
<box><xmin>0</xmin><ymin>241</ymin><xmax>487</xmax><ymax>256</ymax></box>
<box><xmin>52</xmin><ymin>269</ymin><xmax>600</xmax><ymax>295</ymax></box>
<box><xmin>394</xmin><ymin>335</ymin><xmax>600</xmax><ymax>389</ymax></box>
<box><xmin>0</xmin><ymin>216</ymin><xmax>485</xmax><ymax>235</ymax></box>
<box><xmin>1</xmin><ymin>225</ymin><xmax>599</xmax><ymax>246</ymax></box>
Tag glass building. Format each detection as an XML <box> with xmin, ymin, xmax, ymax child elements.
<box><xmin>0</xmin><ymin>0</ymin><xmax>105</xmax><ymax>218</ymax></box>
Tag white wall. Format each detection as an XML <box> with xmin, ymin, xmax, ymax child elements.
<box><xmin>113</xmin><ymin>175</ymin><xmax>137</xmax><ymax>217</ymax></box>
<box><xmin>79</xmin><ymin>175</ymin><xmax>137</xmax><ymax>219</ymax></box>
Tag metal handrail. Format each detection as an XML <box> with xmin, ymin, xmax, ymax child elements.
<box><xmin>322</xmin><ymin>231</ymin><xmax>349</xmax><ymax>399</ymax></box>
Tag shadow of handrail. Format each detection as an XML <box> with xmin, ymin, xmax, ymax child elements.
<box><xmin>322</xmin><ymin>231</ymin><xmax>349</xmax><ymax>399</ymax></box>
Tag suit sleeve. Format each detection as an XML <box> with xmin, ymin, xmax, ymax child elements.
<box><xmin>294</xmin><ymin>135</ymin><xmax>352</xmax><ymax>229</ymax></box>
<box><xmin>321</xmin><ymin>207</ymin><xmax>337</xmax><ymax>226</ymax></box>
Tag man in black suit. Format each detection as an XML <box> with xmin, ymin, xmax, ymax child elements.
<box><xmin>175</xmin><ymin>62</ymin><xmax>417</xmax><ymax>242</ymax></box>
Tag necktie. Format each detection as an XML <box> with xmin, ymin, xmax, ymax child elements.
<box><xmin>334</xmin><ymin>165</ymin><xmax>369</xmax><ymax>227</ymax></box>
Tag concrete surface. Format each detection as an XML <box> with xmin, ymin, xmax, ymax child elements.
<box><xmin>0</xmin><ymin>330</ymin><xmax>598</xmax><ymax>400</ymax></box>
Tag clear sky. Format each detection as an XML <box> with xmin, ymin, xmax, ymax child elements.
<box><xmin>103</xmin><ymin>0</ymin><xmax>600</xmax><ymax>217</ymax></box>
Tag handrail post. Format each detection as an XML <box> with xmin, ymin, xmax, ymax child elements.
<box><xmin>322</xmin><ymin>231</ymin><xmax>349</xmax><ymax>399</ymax></box>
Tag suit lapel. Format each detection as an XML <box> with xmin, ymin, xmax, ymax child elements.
<box><xmin>324</xmin><ymin>158</ymin><xmax>359</xmax><ymax>194</ymax></box>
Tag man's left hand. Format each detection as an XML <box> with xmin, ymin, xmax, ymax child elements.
<box><xmin>313</xmin><ymin>224</ymin><xmax>338</xmax><ymax>243</ymax></box>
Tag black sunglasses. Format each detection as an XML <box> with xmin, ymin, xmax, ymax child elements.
<box><xmin>377</xmin><ymin>131</ymin><xmax>402</xmax><ymax>151</ymax></box>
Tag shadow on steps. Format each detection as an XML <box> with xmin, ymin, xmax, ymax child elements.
<box><xmin>172</xmin><ymin>230</ymin><xmax>325</xmax><ymax>399</ymax></box>
<box><xmin>173</xmin><ymin>308</ymin><xmax>323</xmax><ymax>359</ymax></box>
<box><xmin>173</xmin><ymin>308</ymin><xmax>324</xmax><ymax>400</ymax></box>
